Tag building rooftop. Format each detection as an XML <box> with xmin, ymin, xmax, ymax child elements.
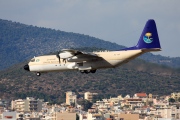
<box><xmin>135</xmin><ymin>93</ymin><xmax>147</xmax><ymax>97</ymax></box>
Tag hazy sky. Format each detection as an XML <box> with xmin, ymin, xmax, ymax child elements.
<box><xmin>0</xmin><ymin>0</ymin><xmax>180</xmax><ymax>57</ymax></box>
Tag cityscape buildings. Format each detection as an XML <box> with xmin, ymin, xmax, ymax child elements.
<box><xmin>0</xmin><ymin>92</ymin><xmax>180</xmax><ymax>120</ymax></box>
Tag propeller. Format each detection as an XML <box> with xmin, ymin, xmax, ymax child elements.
<box><xmin>56</xmin><ymin>51</ymin><xmax>61</xmax><ymax>64</ymax></box>
<box><xmin>55</xmin><ymin>50</ymin><xmax>78</xmax><ymax>64</ymax></box>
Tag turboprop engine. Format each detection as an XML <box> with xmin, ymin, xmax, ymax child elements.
<box><xmin>56</xmin><ymin>52</ymin><xmax>74</xmax><ymax>63</ymax></box>
<box><xmin>59</xmin><ymin>52</ymin><xmax>74</xmax><ymax>59</ymax></box>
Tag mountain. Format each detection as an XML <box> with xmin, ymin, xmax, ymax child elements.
<box><xmin>0</xmin><ymin>19</ymin><xmax>180</xmax><ymax>71</ymax></box>
<box><xmin>0</xmin><ymin>57</ymin><xmax>179</xmax><ymax>103</ymax></box>
<box><xmin>0</xmin><ymin>19</ymin><xmax>123</xmax><ymax>70</ymax></box>
<box><xmin>140</xmin><ymin>53</ymin><xmax>180</xmax><ymax>68</ymax></box>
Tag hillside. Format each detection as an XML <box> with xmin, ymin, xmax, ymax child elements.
<box><xmin>140</xmin><ymin>53</ymin><xmax>180</xmax><ymax>68</ymax></box>
<box><xmin>0</xmin><ymin>19</ymin><xmax>180</xmax><ymax>70</ymax></box>
<box><xmin>0</xmin><ymin>19</ymin><xmax>123</xmax><ymax>70</ymax></box>
<box><xmin>0</xmin><ymin>57</ymin><xmax>179</xmax><ymax>103</ymax></box>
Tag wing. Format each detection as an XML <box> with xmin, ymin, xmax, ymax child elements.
<box><xmin>61</xmin><ymin>49</ymin><xmax>102</xmax><ymax>62</ymax></box>
<box><xmin>61</xmin><ymin>49</ymin><xmax>83</xmax><ymax>55</ymax></box>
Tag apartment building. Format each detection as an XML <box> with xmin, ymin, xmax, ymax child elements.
<box><xmin>56</xmin><ymin>112</ymin><xmax>76</xmax><ymax>120</ymax></box>
<box><xmin>84</xmin><ymin>92</ymin><xmax>98</xmax><ymax>102</ymax></box>
<box><xmin>1</xmin><ymin>111</ymin><xmax>20</xmax><ymax>120</ymax></box>
<box><xmin>149</xmin><ymin>105</ymin><xmax>180</xmax><ymax>119</ymax></box>
<box><xmin>133</xmin><ymin>93</ymin><xmax>148</xmax><ymax>102</ymax></box>
<box><xmin>122</xmin><ymin>98</ymin><xmax>144</xmax><ymax>109</ymax></box>
<box><xmin>11</xmin><ymin>99</ymin><xmax>24</xmax><ymax>112</ymax></box>
<box><xmin>11</xmin><ymin>97</ymin><xmax>43</xmax><ymax>112</ymax></box>
<box><xmin>118</xmin><ymin>113</ymin><xmax>139</xmax><ymax>120</ymax></box>
<box><xmin>86</xmin><ymin>112</ymin><xmax>103</xmax><ymax>120</ymax></box>
<box><xmin>66</xmin><ymin>91</ymin><xmax>77</xmax><ymax>105</ymax></box>
<box><xmin>95</xmin><ymin>100</ymin><xmax>110</xmax><ymax>112</ymax></box>
<box><xmin>24</xmin><ymin>97</ymin><xmax>44</xmax><ymax>112</ymax></box>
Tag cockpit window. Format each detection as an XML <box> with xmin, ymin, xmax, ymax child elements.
<box><xmin>36</xmin><ymin>59</ymin><xmax>40</xmax><ymax>62</ymax></box>
<box><xmin>30</xmin><ymin>58</ymin><xmax>35</xmax><ymax>62</ymax></box>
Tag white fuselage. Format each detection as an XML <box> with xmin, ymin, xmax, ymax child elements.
<box><xmin>28</xmin><ymin>50</ymin><xmax>144</xmax><ymax>72</ymax></box>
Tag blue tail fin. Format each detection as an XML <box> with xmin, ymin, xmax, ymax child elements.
<box><xmin>137</xmin><ymin>19</ymin><xmax>161</xmax><ymax>49</ymax></box>
<box><xmin>123</xmin><ymin>19</ymin><xmax>161</xmax><ymax>50</ymax></box>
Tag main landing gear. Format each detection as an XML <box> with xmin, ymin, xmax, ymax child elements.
<box><xmin>80</xmin><ymin>70</ymin><xmax>96</xmax><ymax>74</ymax></box>
<box><xmin>35</xmin><ymin>70</ymin><xmax>96</xmax><ymax>76</ymax></box>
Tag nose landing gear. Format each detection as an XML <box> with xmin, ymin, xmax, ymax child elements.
<box><xmin>36</xmin><ymin>72</ymin><xmax>41</xmax><ymax>76</ymax></box>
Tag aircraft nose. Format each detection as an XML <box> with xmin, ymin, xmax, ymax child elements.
<box><xmin>24</xmin><ymin>64</ymin><xmax>30</xmax><ymax>71</ymax></box>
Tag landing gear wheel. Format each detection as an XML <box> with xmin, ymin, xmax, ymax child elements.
<box><xmin>90</xmin><ymin>70</ymin><xmax>96</xmax><ymax>73</ymax></box>
<box><xmin>80</xmin><ymin>70</ymin><xmax>84</xmax><ymax>74</ymax></box>
<box><xmin>84</xmin><ymin>70</ymin><xmax>89</xmax><ymax>74</ymax></box>
<box><xmin>36</xmin><ymin>72</ymin><xmax>41</xmax><ymax>76</ymax></box>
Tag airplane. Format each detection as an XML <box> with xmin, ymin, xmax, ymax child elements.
<box><xmin>24</xmin><ymin>19</ymin><xmax>161</xmax><ymax>76</ymax></box>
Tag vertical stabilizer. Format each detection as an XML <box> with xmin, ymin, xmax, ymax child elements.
<box><xmin>136</xmin><ymin>19</ymin><xmax>161</xmax><ymax>49</ymax></box>
<box><xmin>123</xmin><ymin>19</ymin><xmax>161</xmax><ymax>51</ymax></box>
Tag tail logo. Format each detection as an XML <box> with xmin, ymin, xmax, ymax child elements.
<box><xmin>143</xmin><ymin>32</ymin><xmax>153</xmax><ymax>44</ymax></box>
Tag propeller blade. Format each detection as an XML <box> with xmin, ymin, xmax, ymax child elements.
<box><xmin>56</xmin><ymin>52</ymin><xmax>60</xmax><ymax>64</ymax></box>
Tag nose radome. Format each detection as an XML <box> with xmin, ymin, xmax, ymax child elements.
<box><xmin>24</xmin><ymin>64</ymin><xmax>30</xmax><ymax>71</ymax></box>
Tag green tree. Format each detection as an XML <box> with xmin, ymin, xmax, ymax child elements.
<box><xmin>78</xmin><ymin>100</ymin><xmax>92</xmax><ymax>111</ymax></box>
<box><xmin>169</xmin><ymin>98</ymin><xmax>175</xmax><ymax>103</ymax></box>
<box><xmin>92</xmin><ymin>95</ymin><xmax>103</xmax><ymax>103</ymax></box>
<box><xmin>178</xmin><ymin>98</ymin><xmax>180</xmax><ymax>102</ymax></box>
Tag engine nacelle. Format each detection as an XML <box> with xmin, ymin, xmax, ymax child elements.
<box><xmin>67</xmin><ymin>56</ymin><xmax>90</xmax><ymax>62</ymax></box>
<box><xmin>59</xmin><ymin>52</ymin><xmax>74</xmax><ymax>59</ymax></box>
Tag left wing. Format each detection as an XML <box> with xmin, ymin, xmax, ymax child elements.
<box><xmin>61</xmin><ymin>49</ymin><xmax>102</xmax><ymax>62</ymax></box>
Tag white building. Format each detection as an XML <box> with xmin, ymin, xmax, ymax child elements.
<box><xmin>1</xmin><ymin>111</ymin><xmax>22</xmax><ymax>120</ymax></box>
<box><xmin>24</xmin><ymin>97</ymin><xmax>44</xmax><ymax>112</ymax></box>
<box><xmin>149</xmin><ymin>105</ymin><xmax>180</xmax><ymax>119</ymax></box>
<box><xmin>66</xmin><ymin>91</ymin><xmax>77</xmax><ymax>105</ymax></box>
<box><xmin>11</xmin><ymin>99</ymin><xmax>24</xmax><ymax>112</ymax></box>
<box><xmin>84</xmin><ymin>92</ymin><xmax>98</xmax><ymax>102</ymax></box>
<box><xmin>11</xmin><ymin>97</ymin><xmax>44</xmax><ymax>112</ymax></box>
<box><xmin>171</xmin><ymin>92</ymin><xmax>180</xmax><ymax>101</ymax></box>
